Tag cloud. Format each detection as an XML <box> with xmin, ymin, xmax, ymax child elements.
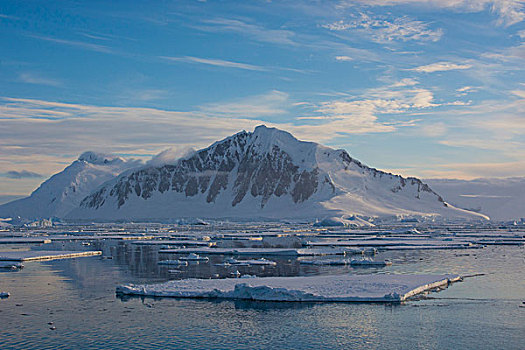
<box><xmin>199</xmin><ymin>90</ymin><xmax>290</xmax><ymax>118</ymax></box>
<box><xmin>18</xmin><ymin>73</ymin><xmax>62</xmax><ymax>87</ymax></box>
<box><xmin>195</xmin><ymin>18</ymin><xmax>297</xmax><ymax>46</ymax></box>
<box><xmin>147</xmin><ymin>147</ymin><xmax>196</xmax><ymax>167</ymax></box>
<box><xmin>391</xmin><ymin>78</ymin><xmax>419</xmax><ymax>87</ymax></box>
<box><xmin>511</xmin><ymin>90</ymin><xmax>525</xmax><ymax>98</ymax></box>
<box><xmin>0</xmin><ymin>91</ymin><xmax>411</xmax><ymax>182</ymax></box>
<box><xmin>301</xmin><ymin>80</ymin><xmax>439</xmax><ymax>135</ymax></box>
<box><xmin>419</xmin><ymin>161</ymin><xmax>525</xmax><ymax>179</ymax></box>
<box><xmin>340</xmin><ymin>0</ymin><xmax>524</xmax><ymax>27</ymax></box>
<box><xmin>456</xmin><ymin>86</ymin><xmax>476</xmax><ymax>92</ymax></box>
<box><xmin>2</xmin><ymin>170</ymin><xmax>43</xmax><ymax>179</ymax></box>
<box><xmin>161</xmin><ymin>55</ymin><xmax>266</xmax><ymax>71</ymax></box>
<box><xmin>28</xmin><ymin>34</ymin><xmax>113</xmax><ymax>54</ymax></box>
<box><xmin>335</xmin><ymin>56</ymin><xmax>353</xmax><ymax>61</ymax></box>
<box><xmin>409</xmin><ymin>62</ymin><xmax>473</xmax><ymax>73</ymax></box>
<box><xmin>323</xmin><ymin>13</ymin><xmax>443</xmax><ymax>43</ymax></box>
<box><xmin>420</xmin><ymin>122</ymin><xmax>448</xmax><ymax>137</ymax></box>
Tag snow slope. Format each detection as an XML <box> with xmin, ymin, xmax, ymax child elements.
<box><xmin>425</xmin><ymin>177</ymin><xmax>525</xmax><ymax>222</ymax></box>
<box><xmin>0</xmin><ymin>152</ymin><xmax>141</xmax><ymax>219</ymax></box>
<box><xmin>69</xmin><ymin>126</ymin><xmax>486</xmax><ymax>221</ymax></box>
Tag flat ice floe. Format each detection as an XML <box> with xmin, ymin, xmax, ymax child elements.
<box><xmin>116</xmin><ymin>274</ymin><xmax>461</xmax><ymax>302</ymax></box>
<box><xmin>0</xmin><ymin>250</ymin><xmax>102</xmax><ymax>261</ymax></box>
<box><xmin>159</xmin><ymin>247</ymin><xmax>347</xmax><ymax>256</ymax></box>
<box><xmin>0</xmin><ymin>237</ymin><xmax>52</xmax><ymax>244</ymax></box>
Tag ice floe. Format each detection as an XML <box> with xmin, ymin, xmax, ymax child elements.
<box><xmin>222</xmin><ymin>258</ymin><xmax>277</xmax><ymax>266</ymax></box>
<box><xmin>158</xmin><ymin>260</ymin><xmax>188</xmax><ymax>266</ymax></box>
<box><xmin>0</xmin><ymin>237</ymin><xmax>51</xmax><ymax>244</ymax></box>
<box><xmin>0</xmin><ymin>250</ymin><xmax>102</xmax><ymax>261</ymax></box>
<box><xmin>0</xmin><ymin>261</ymin><xmax>24</xmax><ymax>269</ymax></box>
<box><xmin>299</xmin><ymin>258</ymin><xmax>391</xmax><ymax>266</ymax></box>
<box><xmin>178</xmin><ymin>253</ymin><xmax>209</xmax><ymax>262</ymax></box>
<box><xmin>116</xmin><ymin>274</ymin><xmax>461</xmax><ymax>302</ymax></box>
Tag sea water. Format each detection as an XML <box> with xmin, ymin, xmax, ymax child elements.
<box><xmin>0</xmin><ymin>229</ymin><xmax>524</xmax><ymax>349</ymax></box>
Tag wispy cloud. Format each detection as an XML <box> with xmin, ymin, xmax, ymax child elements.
<box><xmin>323</xmin><ymin>13</ymin><xmax>443</xmax><ymax>43</ymax></box>
<box><xmin>161</xmin><ymin>55</ymin><xmax>266</xmax><ymax>71</ymax></box>
<box><xmin>195</xmin><ymin>18</ymin><xmax>297</xmax><ymax>46</ymax></box>
<box><xmin>199</xmin><ymin>90</ymin><xmax>289</xmax><ymax>118</ymax></box>
<box><xmin>2</xmin><ymin>170</ymin><xmax>43</xmax><ymax>179</ymax></box>
<box><xmin>28</xmin><ymin>34</ymin><xmax>113</xmax><ymax>54</ymax></box>
<box><xmin>409</xmin><ymin>62</ymin><xmax>473</xmax><ymax>73</ymax></box>
<box><xmin>335</xmin><ymin>56</ymin><xmax>353</xmax><ymax>61</ymax></box>
<box><xmin>18</xmin><ymin>73</ymin><xmax>62</xmax><ymax>87</ymax></box>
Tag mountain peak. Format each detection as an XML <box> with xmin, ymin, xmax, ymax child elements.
<box><xmin>78</xmin><ymin>151</ymin><xmax>125</xmax><ymax>165</ymax></box>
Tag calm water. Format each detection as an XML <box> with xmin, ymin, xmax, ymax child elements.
<box><xmin>0</xmin><ymin>237</ymin><xmax>524</xmax><ymax>349</ymax></box>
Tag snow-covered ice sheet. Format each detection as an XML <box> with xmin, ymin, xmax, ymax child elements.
<box><xmin>116</xmin><ymin>274</ymin><xmax>461</xmax><ymax>302</ymax></box>
<box><xmin>0</xmin><ymin>250</ymin><xmax>102</xmax><ymax>261</ymax></box>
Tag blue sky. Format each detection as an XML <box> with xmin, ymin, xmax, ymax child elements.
<box><xmin>1</xmin><ymin>0</ymin><xmax>524</xmax><ymax>197</ymax></box>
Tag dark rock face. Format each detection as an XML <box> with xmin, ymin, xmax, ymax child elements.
<box><xmin>81</xmin><ymin>131</ymin><xmax>331</xmax><ymax>209</ymax></box>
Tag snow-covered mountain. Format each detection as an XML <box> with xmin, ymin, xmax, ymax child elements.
<box><xmin>425</xmin><ymin>178</ymin><xmax>525</xmax><ymax>222</ymax></box>
<box><xmin>0</xmin><ymin>152</ymin><xmax>142</xmax><ymax>220</ymax></box>
<box><xmin>68</xmin><ymin>126</ymin><xmax>486</xmax><ymax>222</ymax></box>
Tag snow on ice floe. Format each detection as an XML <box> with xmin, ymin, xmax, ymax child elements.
<box><xmin>314</xmin><ymin>216</ymin><xmax>375</xmax><ymax>228</ymax></box>
<box><xmin>116</xmin><ymin>274</ymin><xmax>461</xmax><ymax>302</ymax></box>
<box><xmin>300</xmin><ymin>258</ymin><xmax>392</xmax><ymax>266</ymax></box>
<box><xmin>0</xmin><ymin>250</ymin><xmax>102</xmax><ymax>261</ymax></box>
<box><xmin>158</xmin><ymin>260</ymin><xmax>188</xmax><ymax>266</ymax></box>
<box><xmin>222</xmin><ymin>258</ymin><xmax>277</xmax><ymax>266</ymax></box>
<box><xmin>159</xmin><ymin>247</ymin><xmax>348</xmax><ymax>256</ymax></box>
<box><xmin>178</xmin><ymin>253</ymin><xmax>209</xmax><ymax>262</ymax></box>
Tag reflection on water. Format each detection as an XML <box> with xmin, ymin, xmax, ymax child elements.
<box><xmin>0</xmin><ymin>227</ymin><xmax>524</xmax><ymax>349</ymax></box>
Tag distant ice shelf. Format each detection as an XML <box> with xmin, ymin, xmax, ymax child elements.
<box><xmin>0</xmin><ymin>250</ymin><xmax>102</xmax><ymax>261</ymax></box>
<box><xmin>116</xmin><ymin>274</ymin><xmax>461</xmax><ymax>302</ymax></box>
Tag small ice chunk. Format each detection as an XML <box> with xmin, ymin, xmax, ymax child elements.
<box><xmin>350</xmin><ymin>259</ymin><xmax>392</xmax><ymax>267</ymax></box>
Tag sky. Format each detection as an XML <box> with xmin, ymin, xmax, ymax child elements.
<box><xmin>1</xmin><ymin>0</ymin><xmax>524</xmax><ymax>199</ymax></box>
